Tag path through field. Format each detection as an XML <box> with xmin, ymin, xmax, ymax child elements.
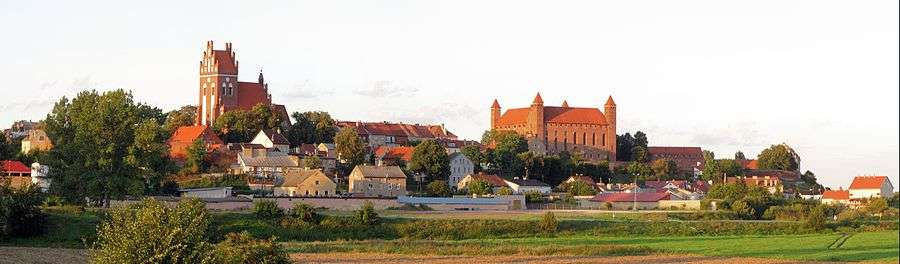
<box><xmin>291</xmin><ymin>253</ymin><xmax>843</xmax><ymax>264</ymax></box>
<box><xmin>0</xmin><ymin>247</ymin><xmax>88</xmax><ymax>264</ymax></box>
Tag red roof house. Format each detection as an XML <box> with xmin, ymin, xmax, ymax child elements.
<box><xmin>1</xmin><ymin>160</ymin><xmax>30</xmax><ymax>176</ymax></box>
<box><xmin>166</xmin><ymin>125</ymin><xmax>224</xmax><ymax>161</ymax></box>
<box><xmin>848</xmin><ymin>176</ymin><xmax>894</xmax><ymax>199</ymax></box>
<box><xmin>821</xmin><ymin>189</ymin><xmax>850</xmax><ymax>205</ymax></box>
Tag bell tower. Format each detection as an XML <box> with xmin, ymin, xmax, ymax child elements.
<box><xmin>197</xmin><ymin>41</ymin><xmax>239</xmax><ymax>125</ymax></box>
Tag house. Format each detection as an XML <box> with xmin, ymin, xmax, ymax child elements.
<box><xmin>457</xmin><ymin>173</ymin><xmax>509</xmax><ymax>193</ymax></box>
<box><xmin>348</xmin><ymin>165</ymin><xmax>407</xmax><ymax>197</ymax></box>
<box><xmin>398</xmin><ymin>195</ymin><xmax>525</xmax><ymax>211</ymax></box>
<box><xmin>586</xmin><ymin>192</ymin><xmax>671</xmax><ymax>210</ymax></box>
<box><xmin>738</xmin><ymin>159</ymin><xmax>759</xmax><ymax>170</ymax></box>
<box><xmin>3</xmin><ymin>120</ymin><xmax>37</xmax><ymax>140</ymax></box>
<box><xmin>435</xmin><ymin>138</ymin><xmax>480</xmax><ymax>154</ymax></box>
<box><xmin>292</xmin><ymin>143</ymin><xmax>337</xmax><ymax>175</ymax></box>
<box><xmin>251</xmin><ymin>129</ymin><xmax>291</xmax><ymax>153</ymax></box>
<box><xmin>181</xmin><ymin>187</ymin><xmax>232</xmax><ymax>199</ymax></box>
<box><xmin>236</xmin><ymin>144</ymin><xmax>300</xmax><ymax>178</ymax></box>
<box><xmin>647</xmin><ymin>147</ymin><xmax>704</xmax><ymax>176</ymax></box>
<box><xmin>821</xmin><ymin>188</ymin><xmax>851</xmax><ymax>205</ymax></box>
<box><xmin>643</xmin><ymin>180</ymin><xmax>702</xmax><ymax>200</ymax></box>
<box><xmin>30</xmin><ymin>162</ymin><xmax>50</xmax><ymax>192</ymax></box>
<box><xmin>374</xmin><ymin>146</ymin><xmax>414</xmax><ymax>166</ymax></box>
<box><xmin>448</xmin><ymin>153</ymin><xmax>474</xmax><ymax>189</ymax></box>
<box><xmin>1</xmin><ymin>160</ymin><xmax>32</xmax><ymax>189</ymax></box>
<box><xmin>504</xmin><ymin>178</ymin><xmax>552</xmax><ymax>194</ymax></box>
<box><xmin>166</xmin><ymin>125</ymin><xmax>224</xmax><ymax>162</ymax></box>
<box><xmin>849</xmin><ymin>176</ymin><xmax>894</xmax><ymax>199</ymax></box>
<box><xmin>336</xmin><ymin>121</ymin><xmax>458</xmax><ymax>149</ymax></box>
<box><xmin>20</xmin><ymin>129</ymin><xmax>53</xmax><ymax>154</ymax></box>
<box><xmin>317</xmin><ymin>143</ymin><xmax>336</xmax><ymax>159</ymax></box>
<box><xmin>274</xmin><ymin>169</ymin><xmax>336</xmax><ymax>197</ymax></box>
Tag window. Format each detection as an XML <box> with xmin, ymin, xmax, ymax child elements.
<box><xmin>315</xmin><ymin>180</ymin><xmax>319</xmax><ymax>185</ymax></box>
<box><xmin>592</xmin><ymin>133</ymin><xmax>596</xmax><ymax>146</ymax></box>
<box><xmin>602</xmin><ymin>134</ymin><xmax>606</xmax><ymax>146</ymax></box>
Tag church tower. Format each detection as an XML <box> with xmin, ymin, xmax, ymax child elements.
<box><xmin>527</xmin><ymin>93</ymin><xmax>546</xmax><ymax>140</ymax></box>
<box><xmin>604</xmin><ymin>96</ymin><xmax>617</xmax><ymax>160</ymax></box>
<box><xmin>197</xmin><ymin>41</ymin><xmax>239</xmax><ymax>126</ymax></box>
<box><xmin>490</xmin><ymin>99</ymin><xmax>501</xmax><ymax>130</ymax></box>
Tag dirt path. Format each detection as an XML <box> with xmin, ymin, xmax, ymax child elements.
<box><xmin>291</xmin><ymin>252</ymin><xmax>840</xmax><ymax>264</ymax></box>
<box><xmin>0</xmin><ymin>247</ymin><xmax>88</xmax><ymax>264</ymax></box>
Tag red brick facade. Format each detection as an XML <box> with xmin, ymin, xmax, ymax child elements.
<box><xmin>490</xmin><ymin>93</ymin><xmax>616</xmax><ymax>162</ymax></box>
<box><xmin>196</xmin><ymin>41</ymin><xmax>275</xmax><ymax>126</ymax></box>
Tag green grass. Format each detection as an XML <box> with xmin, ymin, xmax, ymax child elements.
<box><xmin>0</xmin><ymin>210</ymin><xmax>100</xmax><ymax>248</ymax></box>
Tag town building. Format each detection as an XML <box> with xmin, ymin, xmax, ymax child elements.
<box><xmin>3</xmin><ymin>120</ymin><xmax>37</xmax><ymax>140</ymax></box>
<box><xmin>457</xmin><ymin>173</ymin><xmax>509</xmax><ymax>193</ymax></box>
<box><xmin>348</xmin><ymin>165</ymin><xmax>407</xmax><ymax>197</ymax></box>
<box><xmin>490</xmin><ymin>93</ymin><xmax>616</xmax><ymax>162</ymax></box>
<box><xmin>848</xmin><ymin>176</ymin><xmax>894</xmax><ymax>199</ymax></box>
<box><xmin>448</xmin><ymin>153</ymin><xmax>474</xmax><ymax>188</ymax></box>
<box><xmin>821</xmin><ymin>188</ymin><xmax>851</xmax><ymax>205</ymax></box>
<box><xmin>585</xmin><ymin>192</ymin><xmax>671</xmax><ymax>210</ymax></box>
<box><xmin>166</xmin><ymin>125</ymin><xmax>225</xmax><ymax>162</ymax></box>
<box><xmin>180</xmin><ymin>187</ymin><xmax>233</xmax><ymax>199</ymax></box>
<box><xmin>562</xmin><ymin>175</ymin><xmax>598</xmax><ymax>191</ymax></box>
<box><xmin>726</xmin><ymin>170</ymin><xmax>800</xmax><ymax>195</ymax></box>
<box><xmin>336</xmin><ymin>121</ymin><xmax>458</xmax><ymax>149</ymax></box>
<box><xmin>235</xmin><ymin>144</ymin><xmax>299</xmax><ymax>178</ymax></box>
<box><xmin>647</xmin><ymin>146</ymin><xmax>704</xmax><ymax>176</ymax></box>
<box><xmin>195</xmin><ymin>41</ymin><xmax>290</xmax><ymax>128</ymax></box>
<box><xmin>373</xmin><ymin>146</ymin><xmax>414</xmax><ymax>166</ymax></box>
<box><xmin>1</xmin><ymin>160</ymin><xmax>32</xmax><ymax>189</ymax></box>
<box><xmin>250</xmin><ymin>129</ymin><xmax>290</xmax><ymax>153</ymax></box>
<box><xmin>504</xmin><ymin>178</ymin><xmax>552</xmax><ymax>194</ymax></box>
<box><xmin>21</xmin><ymin>129</ymin><xmax>53</xmax><ymax>154</ymax></box>
<box><xmin>274</xmin><ymin>169</ymin><xmax>336</xmax><ymax>197</ymax></box>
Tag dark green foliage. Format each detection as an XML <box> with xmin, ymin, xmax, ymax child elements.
<box><xmin>757</xmin><ymin>144</ymin><xmax>799</xmax><ymax>171</ymax></box>
<box><xmin>734</xmin><ymin>151</ymin><xmax>746</xmax><ymax>160</ymax></box>
<box><xmin>354</xmin><ymin>201</ymin><xmax>380</xmax><ymax>226</ymax></box>
<box><xmin>0</xmin><ymin>185</ymin><xmax>46</xmax><ymax>238</ymax></box>
<box><xmin>253</xmin><ymin>200</ymin><xmax>284</xmax><ymax>219</ymax></box>
<box><xmin>425</xmin><ymin>180</ymin><xmax>452</xmax><ymax>197</ymax></box>
<box><xmin>466</xmin><ymin>179</ymin><xmax>492</xmax><ymax>196</ymax></box>
<box><xmin>558</xmin><ymin>181</ymin><xmax>597</xmax><ymax>196</ymax></box>
<box><xmin>408</xmin><ymin>140</ymin><xmax>450</xmax><ymax>181</ymax></box>
<box><xmin>650</xmin><ymin>158</ymin><xmax>679</xmax><ymax>180</ymax></box>
<box><xmin>209</xmin><ymin>231</ymin><xmax>290</xmax><ymax>264</ymax></box>
<box><xmin>288</xmin><ymin>203</ymin><xmax>320</xmax><ymax>224</ymax></box>
<box><xmin>0</xmin><ymin>133</ymin><xmax>12</xmax><ymax>161</ymax></box>
<box><xmin>286</xmin><ymin>111</ymin><xmax>336</xmax><ymax>146</ymax></box>
<box><xmin>460</xmin><ymin>145</ymin><xmax>484</xmax><ymax>173</ymax></box>
<box><xmin>539</xmin><ymin>212</ymin><xmax>559</xmax><ymax>233</ymax></box>
<box><xmin>805</xmin><ymin>205</ymin><xmax>827</xmax><ymax>231</ymax></box>
<box><xmin>616</xmin><ymin>131</ymin><xmax>648</xmax><ymax>162</ymax></box>
<box><xmin>731</xmin><ymin>200</ymin><xmax>756</xmax><ymax>220</ymax></box>
<box><xmin>631</xmin><ymin>146</ymin><xmax>648</xmax><ymax>163</ymax></box>
<box><xmin>182</xmin><ymin>138</ymin><xmax>208</xmax><ymax>174</ymax></box>
<box><xmin>483</xmin><ymin>130</ymin><xmax>528</xmax><ymax>177</ymax></box>
<box><xmin>163</xmin><ymin>105</ymin><xmax>197</xmax><ymax>136</ymax></box>
<box><xmin>524</xmin><ymin>191</ymin><xmax>545</xmax><ymax>203</ymax></box>
<box><xmin>212</xmin><ymin>104</ymin><xmax>284</xmax><ymax>143</ymax></box>
<box><xmin>334</xmin><ymin>127</ymin><xmax>366</xmax><ymax>167</ymax></box>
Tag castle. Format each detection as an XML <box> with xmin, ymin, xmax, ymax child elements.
<box><xmin>490</xmin><ymin>93</ymin><xmax>617</xmax><ymax>162</ymax></box>
<box><xmin>196</xmin><ymin>41</ymin><xmax>288</xmax><ymax>127</ymax></box>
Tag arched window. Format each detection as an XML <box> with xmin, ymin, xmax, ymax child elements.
<box><xmin>592</xmin><ymin>133</ymin><xmax>596</xmax><ymax>146</ymax></box>
<box><xmin>602</xmin><ymin>133</ymin><xmax>606</xmax><ymax>146</ymax></box>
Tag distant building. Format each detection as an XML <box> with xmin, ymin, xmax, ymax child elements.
<box><xmin>448</xmin><ymin>153</ymin><xmax>474</xmax><ymax>189</ymax></box>
<box><xmin>1</xmin><ymin>160</ymin><xmax>32</xmax><ymax>189</ymax></box>
<box><xmin>250</xmin><ymin>129</ymin><xmax>291</xmax><ymax>153</ymax></box>
<box><xmin>373</xmin><ymin>146</ymin><xmax>414</xmax><ymax>166</ymax></box>
<box><xmin>563</xmin><ymin>175</ymin><xmax>598</xmax><ymax>191</ymax></box>
<box><xmin>274</xmin><ymin>169</ymin><xmax>336</xmax><ymax>197</ymax></box>
<box><xmin>348</xmin><ymin>165</ymin><xmax>407</xmax><ymax>197</ymax></box>
<box><xmin>726</xmin><ymin>170</ymin><xmax>800</xmax><ymax>195</ymax></box>
<box><xmin>336</xmin><ymin>121</ymin><xmax>457</xmax><ymax>149</ymax></box>
<box><xmin>490</xmin><ymin>93</ymin><xmax>617</xmax><ymax>162</ymax></box>
<box><xmin>457</xmin><ymin>173</ymin><xmax>509</xmax><ymax>193</ymax></box>
<box><xmin>30</xmin><ymin>162</ymin><xmax>50</xmax><ymax>192</ymax></box>
<box><xmin>849</xmin><ymin>176</ymin><xmax>894</xmax><ymax>199</ymax></box>
<box><xmin>20</xmin><ymin>129</ymin><xmax>53</xmax><ymax>154</ymax></box>
<box><xmin>587</xmin><ymin>192</ymin><xmax>670</xmax><ymax>210</ymax></box>
<box><xmin>504</xmin><ymin>178</ymin><xmax>552</xmax><ymax>194</ymax></box>
<box><xmin>3</xmin><ymin>120</ymin><xmax>37</xmax><ymax>140</ymax></box>
<box><xmin>166</xmin><ymin>125</ymin><xmax>224</xmax><ymax>162</ymax></box>
<box><xmin>181</xmin><ymin>187</ymin><xmax>232</xmax><ymax>199</ymax></box>
<box><xmin>235</xmin><ymin>144</ymin><xmax>299</xmax><ymax>178</ymax></box>
<box><xmin>821</xmin><ymin>189</ymin><xmax>850</xmax><ymax>205</ymax></box>
<box><xmin>647</xmin><ymin>146</ymin><xmax>704</xmax><ymax>176</ymax></box>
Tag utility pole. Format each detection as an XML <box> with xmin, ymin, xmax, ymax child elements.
<box><xmin>633</xmin><ymin>173</ymin><xmax>639</xmax><ymax>211</ymax></box>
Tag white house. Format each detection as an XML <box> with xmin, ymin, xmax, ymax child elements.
<box><xmin>250</xmin><ymin>129</ymin><xmax>291</xmax><ymax>153</ymax></box>
<box><xmin>448</xmin><ymin>153</ymin><xmax>474</xmax><ymax>189</ymax></box>
<box><xmin>30</xmin><ymin>162</ymin><xmax>50</xmax><ymax>192</ymax></box>
<box><xmin>180</xmin><ymin>187</ymin><xmax>232</xmax><ymax>199</ymax></box>
<box><xmin>503</xmin><ymin>178</ymin><xmax>552</xmax><ymax>194</ymax></box>
<box><xmin>849</xmin><ymin>176</ymin><xmax>894</xmax><ymax>199</ymax></box>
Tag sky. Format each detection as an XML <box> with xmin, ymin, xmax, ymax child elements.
<box><xmin>1</xmin><ymin>1</ymin><xmax>897</xmax><ymax>190</ymax></box>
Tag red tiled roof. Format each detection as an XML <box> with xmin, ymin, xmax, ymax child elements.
<box><xmin>822</xmin><ymin>189</ymin><xmax>850</xmax><ymax>200</ymax></box>
<box><xmin>1</xmin><ymin>160</ymin><xmax>30</xmax><ymax>173</ymax></box>
<box><xmin>167</xmin><ymin>125</ymin><xmax>224</xmax><ymax>159</ymax></box>
<box><xmin>532</xmin><ymin>93</ymin><xmax>544</xmax><ymax>104</ymax></box>
<box><xmin>375</xmin><ymin>146</ymin><xmax>414</xmax><ymax>162</ymax></box>
<box><xmin>260</xmin><ymin>129</ymin><xmax>290</xmax><ymax>145</ymax></box>
<box><xmin>849</xmin><ymin>176</ymin><xmax>889</xmax><ymax>190</ymax></box>
<box><xmin>738</xmin><ymin>159</ymin><xmax>759</xmax><ymax>170</ymax></box>
<box><xmin>234</xmin><ymin>82</ymin><xmax>271</xmax><ymax>111</ymax></box>
<box><xmin>212</xmin><ymin>50</ymin><xmax>237</xmax><ymax>74</ymax></box>
<box><xmin>496</xmin><ymin>107</ymin><xmax>608</xmax><ymax>126</ymax></box>
<box><xmin>337</xmin><ymin>121</ymin><xmax>457</xmax><ymax>139</ymax></box>
<box><xmin>590</xmin><ymin>192</ymin><xmax>670</xmax><ymax>202</ymax></box>
<box><xmin>605</xmin><ymin>96</ymin><xmax>616</xmax><ymax>106</ymax></box>
<box><xmin>491</xmin><ymin>99</ymin><xmax>500</xmax><ymax>108</ymax></box>
<box><xmin>468</xmin><ymin>173</ymin><xmax>508</xmax><ymax>188</ymax></box>
<box><xmin>745</xmin><ymin>170</ymin><xmax>801</xmax><ymax>181</ymax></box>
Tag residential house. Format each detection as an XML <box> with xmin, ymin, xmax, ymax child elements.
<box><xmin>448</xmin><ymin>153</ymin><xmax>474</xmax><ymax>189</ymax></box>
<box><xmin>726</xmin><ymin>170</ymin><xmax>800</xmax><ymax>195</ymax></box>
<box><xmin>181</xmin><ymin>187</ymin><xmax>233</xmax><ymax>199</ymax></box>
<box><xmin>236</xmin><ymin>144</ymin><xmax>300</xmax><ymax>178</ymax></box>
<box><xmin>563</xmin><ymin>175</ymin><xmax>597</xmax><ymax>189</ymax></box>
<box><xmin>586</xmin><ymin>192</ymin><xmax>671</xmax><ymax>210</ymax></box>
<box><xmin>292</xmin><ymin>143</ymin><xmax>337</xmax><ymax>175</ymax></box>
<box><xmin>166</xmin><ymin>125</ymin><xmax>224</xmax><ymax>162</ymax></box>
<box><xmin>348</xmin><ymin>165</ymin><xmax>407</xmax><ymax>197</ymax></box>
<box><xmin>821</xmin><ymin>188</ymin><xmax>850</xmax><ymax>205</ymax></box>
<box><xmin>643</xmin><ymin>180</ymin><xmax>702</xmax><ymax>200</ymax></box>
<box><xmin>457</xmin><ymin>173</ymin><xmax>509</xmax><ymax>193</ymax></box>
<box><xmin>1</xmin><ymin>160</ymin><xmax>32</xmax><ymax>189</ymax></box>
<box><xmin>30</xmin><ymin>162</ymin><xmax>50</xmax><ymax>192</ymax></box>
<box><xmin>3</xmin><ymin>120</ymin><xmax>37</xmax><ymax>140</ymax></box>
<box><xmin>20</xmin><ymin>129</ymin><xmax>53</xmax><ymax>154</ymax></box>
<box><xmin>251</xmin><ymin>129</ymin><xmax>291</xmax><ymax>153</ymax></box>
<box><xmin>504</xmin><ymin>178</ymin><xmax>552</xmax><ymax>194</ymax></box>
<box><xmin>274</xmin><ymin>169</ymin><xmax>336</xmax><ymax>197</ymax></box>
<box><xmin>647</xmin><ymin>146</ymin><xmax>704</xmax><ymax>177</ymax></box>
<box><xmin>336</xmin><ymin>121</ymin><xmax>458</xmax><ymax>149</ymax></box>
<box><xmin>849</xmin><ymin>176</ymin><xmax>894</xmax><ymax>199</ymax></box>
<box><xmin>317</xmin><ymin>143</ymin><xmax>336</xmax><ymax>159</ymax></box>
<box><xmin>374</xmin><ymin>146</ymin><xmax>414</xmax><ymax>166</ymax></box>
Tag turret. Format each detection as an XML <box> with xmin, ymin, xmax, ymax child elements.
<box><xmin>604</xmin><ymin>95</ymin><xmax>617</xmax><ymax>161</ymax></box>
<box><xmin>561</xmin><ymin>100</ymin><xmax>569</xmax><ymax>108</ymax></box>
<box><xmin>528</xmin><ymin>92</ymin><xmax>545</xmax><ymax>140</ymax></box>
<box><xmin>490</xmin><ymin>99</ymin><xmax>501</xmax><ymax>130</ymax></box>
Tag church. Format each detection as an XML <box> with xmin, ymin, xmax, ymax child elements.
<box><xmin>196</xmin><ymin>41</ymin><xmax>289</xmax><ymax>127</ymax></box>
<box><xmin>490</xmin><ymin>93</ymin><xmax>617</xmax><ymax>162</ymax></box>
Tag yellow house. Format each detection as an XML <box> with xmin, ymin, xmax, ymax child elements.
<box><xmin>348</xmin><ymin>165</ymin><xmax>407</xmax><ymax>197</ymax></box>
<box><xmin>274</xmin><ymin>169</ymin><xmax>336</xmax><ymax>197</ymax></box>
<box><xmin>21</xmin><ymin>129</ymin><xmax>53</xmax><ymax>154</ymax></box>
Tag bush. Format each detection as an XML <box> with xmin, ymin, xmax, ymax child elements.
<box><xmin>43</xmin><ymin>195</ymin><xmax>65</xmax><ymax>207</ymax></box>
<box><xmin>539</xmin><ymin>212</ymin><xmax>558</xmax><ymax>233</ymax></box>
<box><xmin>467</xmin><ymin>180</ymin><xmax>492</xmax><ymax>196</ymax></box>
<box><xmin>354</xmin><ymin>201</ymin><xmax>380</xmax><ymax>226</ymax></box>
<box><xmin>90</xmin><ymin>198</ymin><xmax>214</xmax><ymax>263</ymax></box>
<box><xmin>426</xmin><ymin>181</ymin><xmax>452</xmax><ymax>197</ymax></box>
<box><xmin>805</xmin><ymin>205</ymin><xmax>827</xmax><ymax>231</ymax></box>
<box><xmin>496</xmin><ymin>187</ymin><xmax>513</xmax><ymax>196</ymax></box>
<box><xmin>0</xmin><ymin>184</ymin><xmax>46</xmax><ymax>237</ymax></box>
<box><xmin>731</xmin><ymin>200</ymin><xmax>756</xmax><ymax>220</ymax></box>
<box><xmin>288</xmin><ymin>203</ymin><xmax>319</xmax><ymax>224</ymax></box>
<box><xmin>253</xmin><ymin>200</ymin><xmax>284</xmax><ymax>219</ymax></box>
<box><xmin>525</xmin><ymin>191</ymin><xmax>545</xmax><ymax>203</ymax></box>
<box><xmin>209</xmin><ymin>232</ymin><xmax>290</xmax><ymax>264</ymax></box>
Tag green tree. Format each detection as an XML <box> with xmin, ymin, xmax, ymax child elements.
<box><xmin>210</xmin><ymin>232</ymin><xmax>290</xmax><ymax>264</ymax></box>
<box><xmin>163</xmin><ymin>105</ymin><xmax>197</xmax><ymax>135</ymax></box>
<box><xmin>0</xmin><ymin>133</ymin><xmax>11</xmax><ymax>161</ymax></box>
<box><xmin>561</xmin><ymin>181</ymin><xmax>597</xmax><ymax>196</ymax></box>
<box><xmin>334</xmin><ymin>127</ymin><xmax>366</xmax><ymax>167</ymax></box>
<box><xmin>211</xmin><ymin>104</ymin><xmax>284</xmax><ymax>143</ymax></box>
<box><xmin>466</xmin><ymin>179</ymin><xmax>492</xmax><ymax>196</ymax></box>
<box><xmin>539</xmin><ymin>211</ymin><xmax>558</xmax><ymax>233</ymax></box>
<box><xmin>731</xmin><ymin>200</ymin><xmax>756</xmax><ymax>220</ymax></box>
<box><xmin>182</xmin><ymin>139</ymin><xmax>208</xmax><ymax>174</ymax></box>
<box><xmin>354</xmin><ymin>201</ymin><xmax>380</xmax><ymax>226</ymax></box>
<box><xmin>651</xmin><ymin>158</ymin><xmax>678</xmax><ymax>180</ymax></box>
<box><xmin>252</xmin><ymin>200</ymin><xmax>284</xmax><ymax>219</ymax></box>
<box><xmin>288</xmin><ymin>203</ymin><xmax>320</xmax><ymax>224</ymax></box>
<box><xmin>867</xmin><ymin>198</ymin><xmax>889</xmax><ymax>219</ymax></box>
<box><xmin>631</xmin><ymin>146</ymin><xmax>648</xmax><ymax>162</ymax></box>
<box><xmin>0</xmin><ymin>184</ymin><xmax>46</xmax><ymax>237</ymax></box>
<box><xmin>126</xmin><ymin>119</ymin><xmax>173</xmax><ymax>194</ymax></box>
<box><xmin>302</xmin><ymin>156</ymin><xmax>322</xmax><ymax>170</ymax></box>
<box><xmin>486</xmin><ymin>131</ymin><xmax>528</xmax><ymax>177</ymax></box>
<box><xmin>757</xmin><ymin>144</ymin><xmax>799</xmax><ymax>171</ymax></box>
<box><xmin>408</xmin><ymin>140</ymin><xmax>450</xmax><ymax>181</ymax></box>
<box><xmin>805</xmin><ymin>205</ymin><xmax>827</xmax><ymax>230</ymax></box>
<box><xmin>626</xmin><ymin>161</ymin><xmax>652</xmax><ymax>181</ymax></box>
<box><xmin>460</xmin><ymin>145</ymin><xmax>484</xmax><ymax>173</ymax></box>
<box><xmin>425</xmin><ymin>180</ymin><xmax>452</xmax><ymax>197</ymax></box>
<box><xmin>734</xmin><ymin>151</ymin><xmax>746</xmax><ymax>160</ymax></box>
<box><xmin>616</xmin><ymin>133</ymin><xmax>634</xmax><ymax>161</ymax></box>
<box><xmin>633</xmin><ymin>131</ymin><xmax>648</xmax><ymax>148</ymax></box>
<box><xmin>286</xmin><ymin>111</ymin><xmax>336</xmax><ymax>146</ymax></box>
<box><xmin>495</xmin><ymin>187</ymin><xmax>513</xmax><ymax>195</ymax></box>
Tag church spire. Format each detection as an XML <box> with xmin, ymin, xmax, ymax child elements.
<box><xmin>605</xmin><ymin>95</ymin><xmax>616</xmax><ymax>106</ymax></box>
<box><xmin>532</xmin><ymin>92</ymin><xmax>544</xmax><ymax>105</ymax></box>
<box><xmin>258</xmin><ymin>69</ymin><xmax>265</xmax><ymax>84</ymax></box>
<box><xmin>491</xmin><ymin>99</ymin><xmax>500</xmax><ymax>109</ymax></box>
<box><xmin>561</xmin><ymin>100</ymin><xmax>569</xmax><ymax>108</ymax></box>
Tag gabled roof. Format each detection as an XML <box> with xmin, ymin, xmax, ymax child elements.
<box><xmin>496</xmin><ymin>107</ymin><xmax>608</xmax><ymax>126</ymax></box>
<box><xmin>374</xmin><ymin>146</ymin><xmax>414</xmax><ymax>162</ymax></box>
<box><xmin>212</xmin><ymin>50</ymin><xmax>237</xmax><ymax>74</ymax></box>
<box><xmin>168</xmin><ymin>125</ymin><xmax>212</xmax><ymax>144</ymax></box>
<box><xmin>280</xmin><ymin>169</ymin><xmax>329</xmax><ymax>187</ymax></box>
<box><xmin>1</xmin><ymin>160</ymin><xmax>30</xmax><ymax>173</ymax></box>
<box><xmin>507</xmin><ymin>178</ymin><xmax>550</xmax><ymax>187</ymax></box>
<box><xmin>234</xmin><ymin>82</ymin><xmax>271</xmax><ymax>111</ymax></box>
<box><xmin>239</xmin><ymin>152</ymin><xmax>298</xmax><ymax>168</ymax></box>
<box><xmin>822</xmin><ymin>189</ymin><xmax>850</xmax><ymax>200</ymax></box>
<box><xmin>849</xmin><ymin>176</ymin><xmax>890</xmax><ymax>190</ymax></box>
<box><xmin>336</xmin><ymin>121</ymin><xmax>457</xmax><ymax>139</ymax></box>
<box><xmin>644</xmin><ymin>180</ymin><xmax>688</xmax><ymax>190</ymax></box>
<box><xmin>566</xmin><ymin>175</ymin><xmax>596</xmax><ymax>186</ymax></box>
<box><xmin>590</xmin><ymin>192</ymin><xmax>670</xmax><ymax>202</ymax></box>
<box><xmin>466</xmin><ymin>173</ymin><xmax>507</xmax><ymax>187</ymax></box>
<box><xmin>260</xmin><ymin>129</ymin><xmax>290</xmax><ymax>145</ymax></box>
<box><xmin>353</xmin><ymin>165</ymin><xmax>407</xmax><ymax>179</ymax></box>
<box><xmin>745</xmin><ymin>170</ymin><xmax>801</xmax><ymax>181</ymax></box>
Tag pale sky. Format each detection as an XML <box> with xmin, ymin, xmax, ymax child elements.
<box><xmin>1</xmin><ymin>1</ymin><xmax>897</xmax><ymax>190</ymax></box>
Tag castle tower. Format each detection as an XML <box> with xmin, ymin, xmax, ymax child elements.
<box><xmin>604</xmin><ymin>96</ymin><xmax>617</xmax><ymax>160</ymax></box>
<box><xmin>490</xmin><ymin>99</ymin><xmax>501</xmax><ymax>130</ymax></box>
<box><xmin>527</xmin><ymin>93</ymin><xmax>545</xmax><ymax>140</ymax></box>
<box><xmin>197</xmin><ymin>41</ymin><xmax>239</xmax><ymax>126</ymax></box>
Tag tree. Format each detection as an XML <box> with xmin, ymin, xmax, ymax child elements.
<box><xmin>211</xmin><ymin>104</ymin><xmax>284</xmax><ymax>143</ymax></box>
<box><xmin>302</xmin><ymin>156</ymin><xmax>322</xmax><ymax>170</ymax></box>
<box><xmin>460</xmin><ymin>145</ymin><xmax>484</xmax><ymax>173</ymax></box>
<box><xmin>757</xmin><ymin>144</ymin><xmax>799</xmax><ymax>171</ymax></box>
<box><xmin>182</xmin><ymin>139</ymin><xmax>208</xmax><ymax>174</ymax></box>
<box><xmin>805</xmin><ymin>205</ymin><xmax>827</xmax><ymax>230</ymax></box>
<box><xmin>285</xmin><ymin>111</ymin><xmax>336</xmax><ymax>146</ymax></box>
<box><xmin>163</xmin><ymin>105</ymin><xmax>197</xmax><ymax>135</ymax></box>
<box><xmin>867</xmin><ymin>198</ymin><xmax>889</xmax><ymax>219</ymax></box>
<box><xmin>539</xmin><ymin>212</ymin><xmax>558</xmax><ymax>233</ymax></box>
<box><xmin>466</xmin><ymin>179</ymin><xmax>492</xmax><ymax>196</ymax></box>
<box><xmin>651</xmin><ymin>159</ymin><xmax>678</xmax><ymax>180</ymax></box>
<box><xmin>626</xmin><ymin>162</ymin><xmax>652</xmax><ymax>181</ymax></box>
<box><xmin>731</xmin><ymin>200</ymin><xmax>756</xmax><ymax>220</ymax></box>
<box><xmin>702</xmin><ymin>159</ymin><xmax>744</xmax><ymax>183</ymax></box>
<box><xmin>0</xmin><ymin>184</ymin><xmax>46</xmax><ymax>237</ymax></box>
<box><xmin>616</xmin><ymin>133</ymin><xmax>634</xmax><ymax>161</ymax></box>
<box><xmin>288</xmin><ymin>203</ymin><xmax>320</xmax><ymax>224</ymax></box>
<box><xmin>333</xmin><ymin>127</ymin><xmax>366</xmax><ymax>167</ymax></box>
<box><xmin>408</xmin><ymin>140</ymin><xmax>450</xmax><ymax>182</ymax></box>
<box><xmin>561</xmin><ymin>181</ymin><xmax>597</xmax><ymax>196</ymax></box>
<box><xmin>633</xmin><ymin>131</ymin><xmax>648</xmax><ymax>148</ymax></box>
<box><xmin>354</xmin><ymin>201</ymin><xmax>380</xmax><ymax>226</ymax></box>
<box><xmin>0</xmin><ymin>133</ymin><xmax>11</xmax><ymax>161</ymax></box>
<box><xmin>485</xmin><ymin>131</ymin><xmax>528</xmax><ymax>177</ymax></box>
<box><xmin>496</xmin><ymin>187</ymin><xmax>513</xmax><ymax>195</ymax></box>
<box><xmin>734</xmin><ymin>151</ymin><xmax>746</xmax><ymax>160</ymax></box>
<box><xmin>425</xmin><ymin>181</ymin><xmax>452</xmax><ymax>197</ymax></box>
<box><xmin>126</xmin><ymin>119</ymin><xmax>174</xmax><ymax>194</ymax></box>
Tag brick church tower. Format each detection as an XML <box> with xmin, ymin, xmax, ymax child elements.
<box><xmin>197</xmin><ymin>41</ymin><xmax>277</xmax><ymax>126</ymax></box>
<box><xmin>490</xmin><ymin>93</ymin><xmax>617</xmax><ymax>162</ymax></box>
